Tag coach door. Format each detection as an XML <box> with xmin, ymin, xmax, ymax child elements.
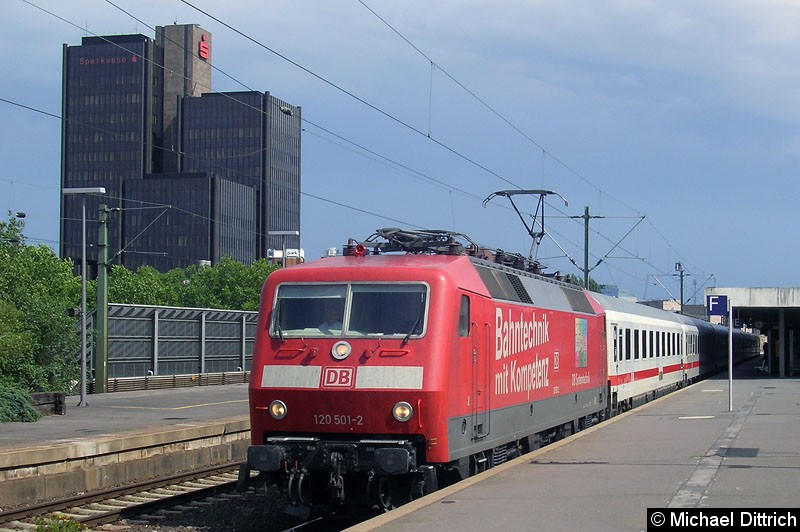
<box><xmin>611</xmin><ymin>322</ymin><xmax>619</xmax><ymax>410</ymax></box>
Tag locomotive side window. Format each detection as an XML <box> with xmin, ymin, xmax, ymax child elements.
<box><xmin>458</xmin><ymin>295</ymin><xmax>470</xmax><ymax>337</ymax></box>
<box><xmin>271</xmin><ymin>283</ymin><xmax>428</xmax><ymax>338</ymax></box>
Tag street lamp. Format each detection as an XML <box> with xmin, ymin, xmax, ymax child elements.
<box><xmin>63</xmin><ymin>187</ymin><xmax>106</xmax><ymax>406</ymax></box>
<box><xmin>268</xmin><ymin>230</ymin><xmax>300</xmax><ymax>267</ymax></box>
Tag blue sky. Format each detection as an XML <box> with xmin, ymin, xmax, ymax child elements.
<box><xmin>3</xmin><ymin>1</ymin><xmax>799</xmax><ymax>302</ymax></box>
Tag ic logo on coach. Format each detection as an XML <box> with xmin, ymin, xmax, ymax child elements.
<box><xmin>322</xmin><ymin>367</ymin><xmax>354</xmax><ymax>387</ymax></box>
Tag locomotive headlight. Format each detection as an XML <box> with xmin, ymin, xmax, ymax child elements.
<box><xmin>269</xmin><ymin>400</ymin><xmax>287</xmax><ymax>420</ymax></box>
<box><xmin>392</xmin><ymin>401</ymin><xmax>413</xmax><ymax>422</ymax></box>
<box><xmin>331</xmin><ymin>340</ymin><xmax>352</xmax><ymax>360</ymax></box>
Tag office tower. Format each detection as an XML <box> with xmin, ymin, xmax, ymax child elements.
<box><xmin>60</xmin><ymin>24</ymin><xmax>300</xmax><ymax>273</ymax></box>
<box><xmin>179</xmin><ymin>91</ymin><xmax>301</xmax><ymax>258</ymax></box>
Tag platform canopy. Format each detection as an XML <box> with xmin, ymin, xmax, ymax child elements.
<box><xmin>706</xmin><ymin>287</ymin><xmax>800</xmax><ymax>377</ymax></box>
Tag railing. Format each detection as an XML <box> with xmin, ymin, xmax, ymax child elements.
<box><xmin>88</xmin><ymin>304</ymin><xmax>258</xmax><ymax>379</ymax></box>
<box><xmin>99</xmin><ymin>371</ymin><xmax>251</xmax><ymax>393</ymax></box>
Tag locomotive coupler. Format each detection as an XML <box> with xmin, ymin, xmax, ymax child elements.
<box><xmin>328</xmin><ymin>451</ymin><xmax>346</xmax><ymax>505</ymax></box>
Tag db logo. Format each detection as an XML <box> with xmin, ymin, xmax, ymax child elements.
<box><xmin>322</xmin><ymin>367</ymin><xmax>354</xmax><ymax>388</ymax></box>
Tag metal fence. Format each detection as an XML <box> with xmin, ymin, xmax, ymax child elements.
<box><xmin>89</xmin><ymin>304</ymin><xmax>258</xmax><ymax>380</ymax></box>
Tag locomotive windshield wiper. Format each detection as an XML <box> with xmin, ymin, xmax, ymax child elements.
<box><xmin>402</xmin><ymin>316</ymin><xmax>420</xmax><ymax>345</ymax></box>
<box><xmin>274</xmin><ymin>303</ymin><xmax>285</xmax><ymax>343</ymax></box>
<box><xmin>402</xmin><ymin>295</ymin><xmax>425</xmax><ymax>345</ymax></box>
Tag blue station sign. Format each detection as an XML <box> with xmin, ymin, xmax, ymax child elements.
<box><xmin>706</xmin><ymin>295</ymin><xmax>728</xmax><ymax>317</ymax></box>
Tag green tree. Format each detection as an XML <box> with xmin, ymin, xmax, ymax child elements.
<box><xmin>243</xmin><ymin>258</ymin><xmax>276</xmax><ymax>311</ymax></box>
<box><xmin>564</xmin><ymin>273</ymin><xmax>603</xmax><ymax>292</ymax></box>
<box><xmin>0</xmin><ymin>301</ymin><xmax>36</xmax><ymax>387</ymax></box>
<box><xmin>108</xmin><ymin>264</ymin><xmax>182</xmax><ymax>306</ymax></box>
<box><xmin>107</xmin><ymin>256</ymin><xmax>277</xmax><ymax>311</ymax></box>
<box><xmin>0</xmin><ymin>213</ymin><xmax>80</xmax><ymax>392</ymax></box>
<box><xmin>181</xmin><ymin>256</ymin><xmax>276</xmax><ymax>310</ymax></box>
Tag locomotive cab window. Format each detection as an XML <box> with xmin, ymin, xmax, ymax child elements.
<box><xmin>458</xmin><ymin>295</ymin><xmax>470</xmax><ymax>337</ymax></box>
<box><xmin>272</xmin><ymin>283</ymin><xmax>428</xmax><ymax>338</ymax></box>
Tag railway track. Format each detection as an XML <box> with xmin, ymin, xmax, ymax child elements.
<box><xmin>0</xmin><ymin>463</ymin><xmax>242</xmax><ymax>530</ymax></box>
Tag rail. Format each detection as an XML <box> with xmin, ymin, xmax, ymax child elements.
<box><xmin>0</xmin><ymin>464</ymin><xmax>242</xmax><ymax>530</ymax></box>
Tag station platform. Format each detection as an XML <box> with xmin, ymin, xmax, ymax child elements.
<box><xmin>0</xmin><ymin>383</ymin><xmax>250</xmax><ymax>450</ymax></box>
<box><xmin>2</xmin><ymin>364</ymin><xmax>797</xmax><ymax>530</ymax></box>
<box><xmin>351</xmin><ymin>363</ymin><xmax>800</xmax><ymax>531</ymax></box>
<box><xmin>0</xmin><ymin>383</ymin><xmax>251</xmax><ymax>509</ymax></box>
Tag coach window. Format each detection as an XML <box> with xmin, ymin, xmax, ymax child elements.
<box><xmin>624</xmin><ymin>328</ymin><xmax>631</xmax><ymax>360</ymax></box>
<box><xmin>458</xmin><ymin>295</ymin><xmax>470</xmax><ymax>337</ymax></box>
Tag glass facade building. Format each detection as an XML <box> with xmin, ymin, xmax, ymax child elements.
<box><xmin>60</xmin><ymin>34</ymin><xmax>155</xmax><ymax>269</ymax></box>
<box><xmin>60</xmin><ymin>25</ymin><xmax>300</xmax><ymax>273</ymax></box>
<box><xmin>124</xmin><ymin>173</ymin><xmax>256</xmax><ymax>271</ymax></box>
<box><xmin>180</xmin><ymin>91</ymin><xmax>301</xmax><ymax>256</ymax></box>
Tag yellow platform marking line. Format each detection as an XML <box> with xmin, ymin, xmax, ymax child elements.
<box><xmin>106</xmin><ymin>399</ymin><xmax>248</xmax><ymax>410</ymax></box>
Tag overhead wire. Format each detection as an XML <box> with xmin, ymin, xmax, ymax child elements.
<box><xmin>11</xmin><ymin>2</ymin><xmax>432</xmax><ymax>254</ymax></box>
<box><xmin>356</xmin><ymin>0</ymin><xmax>712</xmax><ymax>288</ymax></box>
<box><xmin>28</xmin><ymin>0</ymin><xmax>514</xmax><ymax>214</ymax></box>
<box><xmin>176</xmin><ymin>0</ymin><xmax>525</xmax><ymax>190</ymax></box>
<box><xmin>19</xmin><ymin>0</ymin><xmax>537</xmax><ymax>252</ymax></box>
<box><xmin>17</xmin><ymin>0</ymin><xmax>518</xmax><ymax>208</ymax></box>
<box><xmin>14</xmin><ymin>0</ymin><xmax>708</xmax><ymax>293</ymax></box>
<box><xmin>0</xmin><ymin>95</ymin><xmax>421</xmax><ymax>260</ymax></box>
<box><xmin>13</xmin><ymin>1</ymin><xmax>610</xmax><ymax>264</ymax></box>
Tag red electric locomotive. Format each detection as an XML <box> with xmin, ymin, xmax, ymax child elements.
<box><xmin>240</xmin><ymin>229</ymin><xmax>609</xmax><ymax>514</ymax></box>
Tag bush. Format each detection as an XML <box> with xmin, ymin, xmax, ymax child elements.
<box><xmin>34</xmin><ymin>515</ymin><xmax>86</xmax><ymax>531</ymax></box>
<box><xmin>0</xmin><ymin>385</ymin><xmax>42</xmax><ymax>423</ymax></box>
